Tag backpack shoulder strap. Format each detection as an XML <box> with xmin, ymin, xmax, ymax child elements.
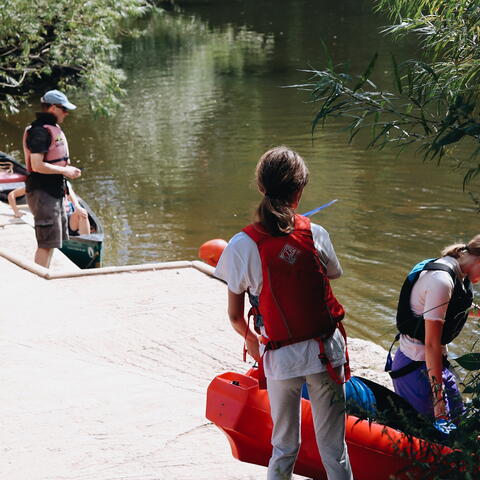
<box><xmin>422</xmin><ymin>261</ymin><xmax>456</xmax><ymax>282</ymax></box>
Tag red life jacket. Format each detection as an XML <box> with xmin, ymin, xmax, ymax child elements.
<box><xmin>243</xmin><ymin>214</ymin><xmax>345</xmax><ymax>345</ymax></box>
<box><xmin>243</xmin><ymin>215</ymin><xmax>350</xmax><ymax>387</ymax></box>
<box><xmin>23</xmin><ymin>124</ymin><xmax>69</xmax><ymax>172</ymax></box>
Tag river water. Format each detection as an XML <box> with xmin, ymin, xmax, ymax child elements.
<box><xmin>1</xmin><ymin>0</ymin><xmax>478</xmax><ymax>354</ymax></box>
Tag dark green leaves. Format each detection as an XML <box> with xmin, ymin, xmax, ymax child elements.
<box><xmin>353</xmin><ymin>53</ymin><xmax>378</xmax><ymax>92</ymax></box>
<box><xmin>301</xmin><ymin>0</ymin><xmax>480</xmax><ymax>196</ymax></box>
<box><xmin>433</xmin><ymin>129</ymin><xmax>466</xmax><ymax>150</ymax></box>
<box><xmin>391</xmin><ymin>54</ymin><xmax>402</xmax><ymax>94</ymax></box>
<box><xmin>0</xmin><ymin>0</ymin><xmax>154</xmax><ymax>115</ymax></box>
<box><xmin>455</xmin><ymin>353</ymin><xmax>480</xmax><ymax>371</ymax></box>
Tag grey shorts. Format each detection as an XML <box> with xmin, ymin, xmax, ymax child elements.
<box><xmin>26</xmin><ymin>189</ymin><xmax>68</xmax><ymax>249</ymax></box>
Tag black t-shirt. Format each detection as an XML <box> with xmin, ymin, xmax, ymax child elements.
<box><xmin>25</xmin><ymin>113</ymin><xmax>66</xmax><ymax>198</ymax></box>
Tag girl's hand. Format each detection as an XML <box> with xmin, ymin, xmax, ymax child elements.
<box><xmin>245</xmin><ymin>336</ymin><xmax>261</xmax><ymax>362</ymax></box>
<box><xmin>433</xmin><ymin>396</ymin><xmax>448</xmax><ymax>421</ymax></box>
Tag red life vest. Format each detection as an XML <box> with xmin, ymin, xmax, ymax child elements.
<box><xmin>243</xmin><ymin>214</ymin><xmax>345</xmax><ymax>345</ymax></box>
<box><xmin>23</xmin><ymin>124</ymin><xmax>69</xmax><ymax>172</ymax></box>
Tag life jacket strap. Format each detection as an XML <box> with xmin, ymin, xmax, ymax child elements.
<box><xmin>385</xmin><ymin>331</ymin><xmax>452</xmax><ymax>379</ymax></box>
<box><xmin>243</xmin><ymin>308</ymin><xmax>254</xmax><ymax>362</ymax></box>
<box><xmin>259</xmin><ymin>333</ymin><xmax>326</xmax><ymax>350</ymax></box>
<box><xmin>339</xmin><ymin>322</ymin><xmax>351</xmax><ymax>380</ymax></box>
<box><xmin>256</xmin><ymin>355</ymin><xmax>267</xmax><ymax>390</ymax></box>
<box><xmin>44</xmin><ymin>156</ymin><xmax>69</xmax><ymax>164</ymax></box>
<box><xmin>388</xmin><ymin>354</ymin><xmax>451</xmax><ymax>379</ymax></box>
<box><xmin>259</xmin><ymin>322</ymin><xmax>350</xmax><ymax>386</ymax></box>
<box><xmin>388</xmin><ymin>360</ymin><xmax>424</xmax><ymax>379</ymax></box>
<box><xmin>242</xmin><ymin>308</ymin><xmax>268</xmax><ymax>389</ymax></box>
<box><xmin>244</xmin><ymin>303</ymin><xmax>264</xmax><ymax>362</ymax></box>
<box><xmin>384</xmin><ymin>333</ymin><xmax>401</xmax><ymax>373</ymax></box>
<box><xmin>316</xmin><ymin>321</ymin><xmax>350</xmax><ymax>385</ymax></box>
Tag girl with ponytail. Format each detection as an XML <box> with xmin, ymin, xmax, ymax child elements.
<box><xmin>389</xmin><ymin>234</ymin><xmax>480</xmax><ymax>425</ymax></box>
<box><xmin>255</xmin><ymin>146</ymin><xmax>309</xmax><ymax>236</ymax></box>
<box><xmin>215</xmin><ymin>146</ymin><xmax>353</xmax><ymax>480</ymax></box>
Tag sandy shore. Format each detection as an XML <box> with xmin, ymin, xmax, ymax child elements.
<box><xmin>0</xmin><ymin>206</ymin><xmax>392</xmax><ymax>480</ymax></box>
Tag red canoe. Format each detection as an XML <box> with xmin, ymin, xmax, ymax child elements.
<box><xmin>206</xmin><ymin>370</ymin><xmax>450</xmax><ymax>480</ymax></box>
<box><xmin>0</xmin><ymin>171</ymin><xmax>26</xmax><ymax>184</ymax></box>
<box><xmin>0</xmin><ymin>153</ymin><xmax>27</xmax><ymax>199</ymax></box>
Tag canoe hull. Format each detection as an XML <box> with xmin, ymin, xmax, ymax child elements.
<box><xmin>206</xmin><ymin>371</ymin><xmax>448</xmax><ymax>480</ymax></box>
<box><xmin>60</xmin><ymin>234</ymin><xmax>103</xmax><ymax>269</ymax></box>
<box><xmin>60</xmin><ymin>195</ymin><xmax>104</xmax><ymax>269</ymax></box>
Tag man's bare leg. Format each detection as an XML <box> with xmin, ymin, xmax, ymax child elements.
<box><xmin>35</xmin><ymin>247</ymin><xmax>53</xmax><ymax>268</ymax></box>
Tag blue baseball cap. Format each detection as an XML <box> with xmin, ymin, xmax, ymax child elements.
<box><xmin>40</xmin><ymin>90</ymin><xmax>77</xmax><ymax>110</ymax></box>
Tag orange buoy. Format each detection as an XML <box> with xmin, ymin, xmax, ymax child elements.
<box><xmin>198</xmin><ymin>238</ymin><xmax>227</xmax><ymax>267</ymax></box>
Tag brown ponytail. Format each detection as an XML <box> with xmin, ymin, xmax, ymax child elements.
<box><xmin>441</xmin><ymin>234</ymin><xmax>480</xmax><ymax>258</ymax></box>
<box><xmin>255</xmin><ymin>146</ymin><xmax>309</xmax><ymax>236</ymax></box>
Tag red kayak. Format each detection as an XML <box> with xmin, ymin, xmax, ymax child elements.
<box><xmin>0</xmin><ymin>171</ymin><xmax>26</xmax><ymax>184</ymax></box>
<box><xmin>0</xmin><ymin>153</ymin><xmax>27</xmax><ymax>200</ymax></box>
<box><xmin>206</xmin><ymin>369</ymin><xmax>450</xmax><ymax>480</ymax></box>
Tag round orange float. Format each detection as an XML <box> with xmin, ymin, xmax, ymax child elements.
<box><xmin>198</xmin><ymin>238</ymin><xmax>227</xmax><ymax>267</ymax></box>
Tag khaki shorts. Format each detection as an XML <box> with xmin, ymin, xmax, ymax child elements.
<box><xmin>26</xmin><ymin>189</ymin><xmax>68</xmax><ymax>249</ymax></box>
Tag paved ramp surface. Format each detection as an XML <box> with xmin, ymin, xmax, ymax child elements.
<box><xmin>1</xmin><ymin>261</ymin><xmax>277</xmax><ymax>480</ymax></box>
<box><xmin>0</xmin><ymin>263</ymin><xmax>391</xmax><ymax>480</ymax></box>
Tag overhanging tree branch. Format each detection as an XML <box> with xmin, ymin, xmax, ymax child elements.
<box><xmin>301</xmin><ymin>0</ymin><xmax>480</xmax><ymax>197</ymax></box>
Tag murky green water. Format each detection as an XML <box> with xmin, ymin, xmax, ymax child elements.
<box><xmin>1</xmin><ymin>0</ymin><xmax>478</xmax><ymax>354</ymax></box>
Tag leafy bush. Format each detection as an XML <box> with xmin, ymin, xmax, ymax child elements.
<box><xmin>0</xmin><ymin>0</ymin><xmax>156</xmax><ymax>115</ymax></box>
<box><xmin>429</xmin><ymin>352</ymin><xmax>480</xmax><ymax>480</ymax></box>
<box><xmin>299</xmin><ymin>0</ymin><xmax>480</xmax><ymax>202</ymax></box>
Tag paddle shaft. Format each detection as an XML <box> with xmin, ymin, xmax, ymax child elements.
<box><xmin>302</xmin><ymin>199</ymin><xmax>338</xmax><ymax>217</ymax></box>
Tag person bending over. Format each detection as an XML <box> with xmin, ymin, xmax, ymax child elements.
<box><xmin>388</xmin><ymin>236</ymin><xmax>480</xmax><ymax>422</ymax></box>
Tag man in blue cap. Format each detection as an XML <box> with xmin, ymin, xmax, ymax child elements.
<box><xmin>22</xmin><ymin>89</ymin><xmax>82</xmax><ymax>267</ymax></box>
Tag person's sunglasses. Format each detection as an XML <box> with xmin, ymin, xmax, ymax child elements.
<box><xmin>55</xmin><ymin>104</ymin><xmax>69</xmax><ymax>112</ymax></box>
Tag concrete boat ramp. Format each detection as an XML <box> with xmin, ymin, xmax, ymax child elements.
<box><xmin>0</xmin><ymin>201</ymin><xmax>390</xmax><ymax>480</ymax></box>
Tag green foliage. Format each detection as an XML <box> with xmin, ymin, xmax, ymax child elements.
<box><xmin>455</xmin><ymin>352</ymin><xmax>480</xmax><ymax>371</ymax></box>
<box><xmin>375</xmin><ymin>360</ymin><xmax>480</xmax><ymax>479</ymax></box>
<box><xmin>385</xmin><ymin>336</ymin><xmax>480</xmax><ymax>479</ymax></box>
<box><xmin>425</xmin><ymin>362</ymin><xmax>480</xmax><ymax>479</ymax></box>
<box><xmin>0</xmin><ymin>0</ymin><xmax>156</xmax><ymax>115</ymax></box>
<box><xmin>302</xmin><ymin>0</ymin><xmax>480</xmax><ymax>198</ymax></box>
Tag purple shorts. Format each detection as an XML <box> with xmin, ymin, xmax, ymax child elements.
<box><xmin>392</xmin><ymin>349</ymin><xmax>464</xmax><ymax>419</ymax></box>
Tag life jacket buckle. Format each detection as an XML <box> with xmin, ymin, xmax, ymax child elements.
<box><xmin>254</xmin><ymin>314</ymin><xmax>264</xmax><ymax>328</ymax></box>
<box><xmin>266</xmin><ymin>340</ymin><xmax>282</xmax><ymax>350</ymax></box>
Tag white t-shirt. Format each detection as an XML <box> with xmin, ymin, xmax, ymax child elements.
<box><xmin>399</xmin><ymin>256</ymin><xmax>463</xmax><ymax>361</ymax></box>
<box><xmin>214</xmin><ymin>223</ymin><xmax>346</xmax><ymax>380</ymax></box>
